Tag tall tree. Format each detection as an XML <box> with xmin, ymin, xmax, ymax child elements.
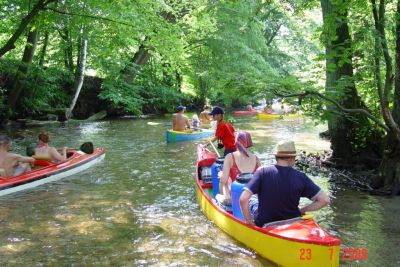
<box><xmin>320</xmin><ymin>0</ymin><xmax>369</xmax><ymax>162</ymax></box>
<box><xmin>370</xmin><ymin>0</ymin><xmax>400</xmax><ymax>194</ymax></box>
<box><xmin>65</xmin><ymin>39</ymin><xmax>87</xmax><ymax>120</ymax></box>
<box><xmin>7</xmin><ymin>28</ymin><xmax>40</xmax><ymax>111</ymax></box>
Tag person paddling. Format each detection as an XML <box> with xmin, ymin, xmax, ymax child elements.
<box><xmin>219</xmin><ymin>131</ymin><xmax>260</xmax><ymax>203</ymax></box>
<box><xmin>172</xmin><ymin>105</ymin><xmax>191</xmax><ymax>131</ymax></box>
<box><xmin>208</xmin><ymin>106</ymin><xmax>236</xmax><ymax>156</ymax></box>
<box><xmin>199</xmin><ymin>105</ymin><xmax>212</xmax><ymax>127</ymax></box>
<box><xmin>34</xmin><ymin>131</ymin><xmax>67</xmax><ymax>163</ymax></box>
<box><xmin>239</xmin><ymin>140</ymin><xmax>330</xmax><ymax>226</ymax></box>
<box><xmin>0</xmin><ymin>135</ymin><xmax>34</xmax><ymax>177</ymax></box>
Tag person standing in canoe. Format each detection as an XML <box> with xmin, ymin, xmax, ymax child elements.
<box><xmin>34</xmin><ymin>131</ymin><xmax>67</xmax><ymax>163</ymax></box>
<box><xmin>172</xmin><ymin>105</ymin><xmax>191</xmax><ymax>131</ymax></box>
<box><xmin>219</xmin><ymin>131</ymin><xmax>260</xmax><ymax>203</ymax></box>
<box><xmin>208</xmin><ymin>106</ymin><xmax>236</xmax><ymax>156</ymax></box>
<box><xmin>239</xmin><ymin>140</ymin><xmax>331</xmax><ymax>226</ymax></box>
<box><xmin>0</xmin><ymin>135</ymin><xmax>34</xmax><ymax>177</ymax></box>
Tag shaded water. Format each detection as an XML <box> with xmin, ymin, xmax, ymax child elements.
<box><xmin>0</xmin><ymin>116</ymin><xmax>399</xmax><ymax>266</ymax></box>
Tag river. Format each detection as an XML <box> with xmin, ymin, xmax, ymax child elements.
<box><xmin>0</xmin><ymin>116</ymin><xmax>399</xmax><ymax>266</ymax></box>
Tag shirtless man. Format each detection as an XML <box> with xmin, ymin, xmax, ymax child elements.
<box><xmin>0</xmin><ymin>135</ymin><xmax>34</xmax><ymax>177</ymax></box>
<box><xmin>172</xmin><ymin>106</ymin><xmax>191</xmax><ymax>131</ymax></box>
<box><xmin>199</xmin><ymin>105</ymin><xmax>212</xmax><ymax>126</ymax></box>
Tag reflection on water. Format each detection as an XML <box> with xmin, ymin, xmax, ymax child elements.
<box><xmin>0</xmin><ymin>117</ymin><xmax>399</xmax><ymax>266</ymax></box>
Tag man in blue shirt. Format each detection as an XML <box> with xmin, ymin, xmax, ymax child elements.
<box><xmin>239</xmin><ymin>140</ymin><xmax>331</xmax><ymax>226</ymax></box>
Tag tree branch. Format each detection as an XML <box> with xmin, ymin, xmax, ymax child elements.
<box><xmin>273</xmin><ymin>90</ymin><xmax>390</xmax><ymax>131</ymax></box>
<box><xmin>45</xmin><ymin>7</ymin><xmax>137</xmax><ymax>28</ymax></box>
<box><xmin>0</xmin><ymin>0</ymin><xmax>57</xmax><ymax>57</ymax></box>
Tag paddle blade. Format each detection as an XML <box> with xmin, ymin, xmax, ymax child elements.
<box><xmin>80</xmin><ymin>142</ymin><xmax>94</xmax><ymax>154</ymax></box>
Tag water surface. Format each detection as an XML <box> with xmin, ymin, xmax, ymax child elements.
<box><xmin>0</xmin><ymin>116</ymin><xmax>398</xmax><ymax>266</ymax></box>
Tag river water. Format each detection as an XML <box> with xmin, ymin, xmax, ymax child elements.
<box><xmin>0</xmin><ymin>116</ymin><xmax>399</xmax><ymax>266</ymax></box>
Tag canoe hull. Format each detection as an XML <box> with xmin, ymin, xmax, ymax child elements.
<box><xmin>195</xmin><ymin>145</ymin><xmax>340</xmax><ymax>266</ymax></box>
<box><xmin>0</xmin><ymin>148</ymin><xmax>106</xmax><ymax>196</ymax></box>
<box><xmin>234</xmin><ymin>110</ymin><xmax>259</xmax><ymax>115</ymax></box>
<box><xmin>258</xmin><ymin>113</ymin><xmax>300</xmax><ymax>120</ymax></box>
<box><xmin>166</xmin><ymin>129</ymin><xmax>214</xmax><ymax>143</ymax></box>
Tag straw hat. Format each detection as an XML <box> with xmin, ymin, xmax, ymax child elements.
<box><xmin>274</xmin><ymin>140</ymin><xmax>297</xmax><ymax>157</ymax></box>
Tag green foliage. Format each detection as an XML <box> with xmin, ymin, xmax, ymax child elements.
<box><xmin>0</xmin><ymin>59</ymin><xmax>71</xmax><ymax>117</ymax></box>
<box><xmin>100</xmin><ymin>59</ymin><xmax>185</xmax><ymax>114</ymax></box>
<box><xmin>99</xmin><ymin>78</ymin><xmax>144</xmax><ymax>114</ymax></box>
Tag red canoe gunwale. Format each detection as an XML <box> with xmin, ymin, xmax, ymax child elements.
<box><xmin>233</xmin><ymin>110</ymin><xmax>259</xmax><ymax>115</ymax></box>
<box><xmin>0</xmin><ymin>148</ymin><xmax>106</xmax><ymax>195</ymax></box>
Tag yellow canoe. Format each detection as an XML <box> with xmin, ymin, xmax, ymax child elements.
<box><xmin>258</xmin><ymin>112</ymin><xmax>300</xmax><ymax>120</ymax></box>
<box><xmin>195</xmin><ymin>145</ymin><xmax>340</xmax><ymax>266</ymax></box>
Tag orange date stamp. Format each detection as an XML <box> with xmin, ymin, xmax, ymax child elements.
<box><xmin>299</xmin><ymin>247</ymin><xmax>368</xmax><ymax>261</ymax></box>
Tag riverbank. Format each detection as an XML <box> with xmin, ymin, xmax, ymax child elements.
<box><xmin>296</xmin><ymin>150</ymin><xmax>377</xmax><ymax>193</ymax></box>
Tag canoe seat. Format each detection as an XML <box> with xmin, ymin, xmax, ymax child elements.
<box><xmin>33</xmin><ymin>159</ymin><xmax>55</xmax><ymax>170</ymax></box>
<box><xmin>212</xmin><ymin>197</ymin><xmax>233</xmax><ymax>213</ymax></box>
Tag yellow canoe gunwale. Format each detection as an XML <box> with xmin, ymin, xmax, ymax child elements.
<box><xmin>194</xmin><ymin>145</ymin><xmax>340</xmax><ymax>267</ymax></box>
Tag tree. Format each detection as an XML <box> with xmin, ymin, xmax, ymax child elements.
<box><xmin>0</xmin><ymin>0</ymin><xmax>56</xmax><ymax>58</ymax></box>
<box><xmin>319</xmin><ymin>0</ymin><xmax>371</xmax><ymax>162</ymax></box>
<box><xmin>7</xmin><ymin>28</ymin><xmax>40</xmax><ymax>111</ymax></box>
<box><xmin>369</xmin><ymin>0</ymin><xmax>400</xmax><ymax>194</ymax></box>
<box><xmin>65</xmin><ymin>39</ymin><xmax>87</xmax><ymax>120</ymax></box>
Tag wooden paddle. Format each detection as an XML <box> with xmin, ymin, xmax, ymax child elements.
<box><xmin>209</xmin><ymin>140</ymin><xmax>221</xmax><ymax>158</ymax></box>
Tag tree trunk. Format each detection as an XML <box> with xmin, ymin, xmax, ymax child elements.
<box><xmin>7</xmin><ymin>29</ymin><xmax>40</xmax><ymax>111</ymax></box>
<box><xmin>374</xmin><ymin>0</ymin><xmax>400</xmax><ymax>194</ymax></box>
<box><xmin>121</xmin><ymin>44</ymin><xmax>151</xmax><ymax>84</ymax></box>
<box><xmin>320</xmin><ymin>0</ymin><xmax>368</xmax><ymax>161</ymax></box>
<box><xmin>38</xmin><ymin>31</ymin><xmax>49</xmax><ymax>67</ymax></box>
<box><xmin>59</xmin><ymin>28</ymin><xmax>74</xmax><ymax>72</ymax></box>
<box><xmin>74</xmin><ymin>27</ymin><xmax>84</xmax><ymax>81</ymax></box>
<box><xmin>65</xmin><ymin>39</ymin><xmax>87</xmax><ymax>120</ymax></box>
<box><xmin>394</xmin><ymin>0</ymin><xmax>400</xmax><ymax>123</ymax></box>
<box><xmin>0</xmin><ymin>0</ymin><xmax>55</xmax><ymax>58</ymax></box>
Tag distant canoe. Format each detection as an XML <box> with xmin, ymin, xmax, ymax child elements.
<box><xmin>234</xmin><ymin>110</ymin><xmax>259</xmax><ymax>115</ymax></box>
<box><xmin>258</xmin><ymin>113</ymin><xmax>300</xmax><ymax>120</ymax></box>
<box><xmin>166</xmin><ymin>129</ymin><xmax>214</xmax><ymax>143</ymax></box>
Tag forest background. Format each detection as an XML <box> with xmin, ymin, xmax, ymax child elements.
<box><xmin>1</xmin><ymin>0</ymin><xmax>400</xmax><ymax>194</ymax></box>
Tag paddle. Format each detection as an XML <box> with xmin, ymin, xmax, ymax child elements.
<box><xmin>26</xmin><ymin>141</ymin><xmax>94</xmax><ymax>157</ymax></box>
<box><xmin>209</xmin><ymin>140</ymin><xmax>221</xmax><ymax>158</ymax></box>
<box><xmin>79</xmin><ymin>142</ymin><xmax>94</xmax><ymax>154</ymax></box>
<box><xmin>262</xmin><ymin>214</ymin><xmax>314</xmax><ymax>228</ymax></box>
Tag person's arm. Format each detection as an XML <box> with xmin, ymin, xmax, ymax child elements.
<box><xmin>219</xmin><ymin>154</ymin><xmax>232</xmax><ymax>200</ymax></box>
<box><xmin>172</xmin><ymin>114</ymin><xmax>177</xmax><ymax>130</ymax></box>
<box><xmin>240</xmin><ymin>189</ymin><xmax>254</xmax><ymax>225</ymax></box>
<box><xmin>49</xmin><ymin>147</ymin><xmax>67</xmax><ymax>162</ymax></box>
<box><xmin>185</xmin><ymin>117</ymin><xmax>191</xmax><ymax>129</ymax></box>
<box><xmin>15</xmin><ymin>154</ymin><xmax>35</xmax><ymax>163</ymax></box>
<box><xmin>255</xmin><ymin>156</ymin><xmax>261</xmax><ymax>169</ymax></box>
<box><xmin>300</xmin><ymin>191</ymin><xmax>330</xmax><ymax>214</ymax></box>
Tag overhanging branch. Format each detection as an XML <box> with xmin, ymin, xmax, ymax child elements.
<box><xmin>45</xmin><ymin>7</ymin><xmax>137</xmax><ymax>28</ymax></box>
<box><xmin>273</xmin><ymin>90</ymin><xmax>390</xmax><ymax>132</ymax></box>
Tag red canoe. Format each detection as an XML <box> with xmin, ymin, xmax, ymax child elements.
<box><xmin>0</xmin><ymin>148</ymin><xmax>106</xmax><ymax>196</ymax></box>
<box><xmin>233</xmin><ymin>110</ymin><xmax>259</xmax><ymax>115</ymax></box>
